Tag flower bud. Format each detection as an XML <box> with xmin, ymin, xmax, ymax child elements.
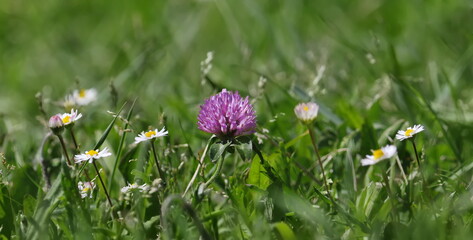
<box><xmin>49</xmin><ymin>114</ymin><xmax>64</xmax><ymax>134</ymax></box>
<box><xmin>294</xmin><ymin>102</ymin><xmax>319</xmax><ymax>124</ymax></box>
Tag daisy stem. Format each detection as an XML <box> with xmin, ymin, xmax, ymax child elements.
<box><xmin>308</xmin><ymin>127</ymin><xmax>331</xmax><ymax>198</ymax></box>
<box><xmin>381</xmin><ymin>169</ymin><xmax>398</xmax><ymax>221</ymax></box>
<box><xmin>411</xmin><ymin>140</ymin><xmax>422</xmax><ymax>169</ymax></box>
<box><xmin>92</xmin><ymin>161</ymin><xmax>113</xmax><ymax>207</ymax></box>
<box><xmin>411</xmin><ymin>140</ymin><xmax>427</xmax><ymax>185</ymax></box>
<box><xmin>57</xmin><ymin>135</ymin><xmax>72</xmax><ymax>166</ymax></box>
<box><xmin>151</xmin><ymin>141</ymin><xmax>167</xmax><ymax>183</ymax></box>
<box><xmin>69</xmin><ymin>128</ymin><xmax>79</xmax><ymax>152</ymax></box>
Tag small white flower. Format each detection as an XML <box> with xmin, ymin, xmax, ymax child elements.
<box><xmin>48</xmin><ymin>114</ymin><xmax>64</xmax><ymax>129</ymax></box>
<box><xmin>134</xmin><ymin>128</ymin><xmax>168</xmax><ymax>144</ymax></box>
<box><xmin>60</xmin><ymin>109</ymin><xmax>82</xmax><ymax>126</ymax></box>
<box><xmin>396</xmin><ymin>124</ymin><xmax>424</xmax><ymax>141</ymax></box>
<box><xmin>78</xmin><ymin>181</ymin><xmax>96</xmax><ymax>198</ymax></box>
<box><xmin>361</xmin><ymin>145</ymin><xmax>397</xmax><ymax>166</ymax></box>
<box><xmin>121</xmin><ymin>183</ymin><xmax>149</xmax><ymax>194</ymax></box>
<box><xmin>74</xmin><ymin>147</ymin><xmax>112</xmax><ymax>164</ymax></box>
<box><xmin>294</xmin><ymin>102</ymin><xmax>319</xmax><ymax>124</ymax></box>
<box><xmin>63</xmin><ymin>95</ymin><xmax>77</xmax><ymax>110</ymax></box>
<box><xmin>73</xmin><ymin>88</ymin><xmax>97</xmax><ymax>106</ymax></box>
<box><xmin>149</xmin><ymin>178</ymin><xmax>162</xmax><ymax>194</ymax></box>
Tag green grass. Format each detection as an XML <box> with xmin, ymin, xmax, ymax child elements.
<box><xmin>1</xmin><ymin>0</ymin><xmax>473</xmax><ymax>239</ymax></box>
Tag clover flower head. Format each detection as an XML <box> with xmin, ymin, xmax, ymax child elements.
<box><xmin>74</xmin><ymin>147</ymin><xmax>111</xmax><ymax>164</ymax></box>
<box><xmin>134</xmin><ymin>127</ymin><xmax>168</xmax><ymax>144</ymax></box>
<box><xmin>73</xmin><ymin>88</ymin><xmax>97</xmax><ymax>106</ymax></box>
<box><xmin>197</xmin><ymin>89</ymin><xmax>257</xmax><ymax>140</ymax></box>
<box><xmin>78</xmin><ymin>181</ymin><xmax>96</xmax><ymax>198</ymax></box>
<box><xmin>361</xmin><ymin>145</ymin><xmax>397</xmax><ymax>166</ymax></box>
<box><xmin>294</xmin><ymin>102</ymin><xmax>319</xmax><ymax>124</ymax></box>
<box><xmin>60</xmin><ymin>109</ymin><xmax>82</xmax><ymax>126</ymax></box>
<box><xmin>396</xmin><ymin>124</ymin><xmax>424</xmax><ymax>141</ymax></box>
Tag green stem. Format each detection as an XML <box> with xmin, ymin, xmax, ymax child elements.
<box><xmin>108</xmin><ymin>128</ymin><xmax>128</xmax><ymax>190</ymax></box>
<box><xmin>57</xmin><ymin>135</ymin><xmax>72</xmax><ymax>166</ymax></box>
<box><xmin>182</xmin><ymin>135</ymin><xmax>215</xmax><ymax>197</ymax></box>
<box><xmin>151</xmin><ymin>141</ymin><xmax>167</xmax><ymax>182</ymax></box>
<box><xmin>411</xmin><ymin>140</ymin><xmax>430</xmax><ymax>203</ymax></box>
<box><xmin>411</xmin><ymin>140</ymin><xmax>422</xmax><ymax>169</ymax></box>
<box><xmin>69</xmin><ymin>128</ymin><xmax>79</xmax><ymax>152</ymax></box>
<box><xmin>92</xmin><ymin>161</ymin><xmax>113</xmax><ymax>207</ymax></box>
<box><xmin>109</xmin><ymin>99</ymin><xmax>136</xmax><ymax>191</ymax></box>
<box><xmin>204</xmin><ymin>151</ymin><xmax>226</xmax><ymax>189</ymax></box>
<box><xmin>307</xmin><ymin>127</ymin><xmax>332</xmax><ymax>199</ymax></box>
<box><xmin>381</xmin><ymin>168</ymin><xmax>398</xmax><ymax>221</ymax></box>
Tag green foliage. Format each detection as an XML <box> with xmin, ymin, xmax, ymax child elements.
<box><xmin>1</xmin><ymin>0</ymin><xmax>473</xmax><ymax>239</ymax></box>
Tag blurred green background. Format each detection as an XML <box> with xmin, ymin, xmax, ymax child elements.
<box><xmin>2</xmin><ymin>0</ymin><xmax>473</xmax><ymax>162</ymax></box>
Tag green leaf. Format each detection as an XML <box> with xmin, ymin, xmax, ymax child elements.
<box><xmin>272</xmin><ymin>222</ymin><xmax>296</xmax><ymax>240</ymax></box>
<box><xmin>109</xmin><ymin>99</ymin><xmax>137</xmax><ymax>193</ymax></box>
<box><xmin>247</xmin><ymin>155</ymin><xmax>272</xmax><ymax>190</ymax></box>
<box><xmin>23</xmin><ymin>195</ymin><xmax>36</xmax><ymax>218</ymax></box>
<box><xmin>0</xmin><ymin>204</ymin><xmax>4</xmax><ymax>219</ymax></box>
<box><xmin>93</xmin><ymin>102</ymin><xmax>127</xmax><ymax>150</ymax></box>
<box><xmin>235</xmin><ymin>138</ymin><xmax>253</xmax><ymax>161</ymax></box>
<box><xmin>336</xmin><ymin>100</ymin><xmax>363</xmax><ymax>129</ymax></box>
<box><xmin>360</xmin><ymin>120</ymin><xmax>378</xmax><ymax>155</ymax></box>
<box><xmin>26</xmin><ymin>175</ymin><xmax>63</xmax><ymax>240</ymax></box>
<box><xmin>77</xmin><ymin>102</ymin><xmax>126</xmax><ymax>177</ymax></box>
<box><xmin>209</xmin><ymin>141</ymin><xmax>230</xmax><ymax>163</ymax></box>
<box><xmin>130</xmin><ymin>169</ymin><xmax>148</xmax><ymax>180</ymax></box>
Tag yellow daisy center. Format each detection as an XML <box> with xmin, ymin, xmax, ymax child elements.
<box><xmin>83</xmin><ymin>187</ymin><xmax>90</xmax><ymax>192</ymax></box>
<box><xmin>405</xmin><ymin>129</ymin><xmax>414</xmax><ymax>136</ymax></box>
<box><xmin>86</xmin><ymin>150</ymin><xmax>99</xmax><ymax>156</ymax></box>
<box><xmin>373</xmin><ymin>149</ymin><xmax>384</xmax><ymax>160</ymax></box>
<box><xmin>145</xmin><ymin>131</ymin><xmax>156</xmax><ymax>138</ymax></box>
<box><xmin>79</xmin><ymin>89</ymin><xmax>86</xmax><ymax>98</ymax></box>
<box><xmin>303</xmin><ymin>106</ymin><xmax>309</xmax><ymax>111</ymax></box>
<box><xmin>62</xmin><ymin>115</ymin><xmax>71</xmax><ymax>124</ymax></box>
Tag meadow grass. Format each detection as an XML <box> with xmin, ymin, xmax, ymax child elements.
<box><xmin>1</xmin><ymin>0</ymin><xmax>473</xmax><ymax>239</ymax></box>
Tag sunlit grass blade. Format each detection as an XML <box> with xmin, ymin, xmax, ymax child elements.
<box><xmin>108</xmin><ymin>98</ymin><xmax>136</xmax><ymax>193</ymax></box>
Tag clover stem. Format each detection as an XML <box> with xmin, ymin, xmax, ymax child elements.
<box><xmin>203</xmin><ymin>152</ymin><xmax>225</xmax><ymax>189</ymax></box>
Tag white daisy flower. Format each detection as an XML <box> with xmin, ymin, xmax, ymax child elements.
<box><xmin>78</xmin><ymin>181</ymin><xmax>96</xmax><ymax>198</ymax></box>
<box><xmin>73</xmin><ymin>88</ymin><xmax>97</xmax><ymax>106</ymax></box>
<box><xmin>395</xmin><ymin>124</ymin><xmax>424</xmax><ymax>141</ymax></box>
<box><xmin>361</xmin><ymin>145</ymin><xmax>397</xmax><ymax>166</ymax></box>
<box><xmin>60</xmin><ymin>109</ymin><xmax>82</xmax><ymax>126</ymax></box>
<box><xmin>63</xmin><ymin>95</ymin><xmax>77</xmax><ymax>110</ymax></box>
<box><xmin>74</xmin><ymin>147</ymin><xmax>112</xmax><ymax>164</ymax></box>
<box><xmin>121</xmin><ymin>183</ymin><xmax>150</xmax><ymax>194</ymax></box>
<box><xmin>294</xmin><ymin>102</ymin><xmax>319</xmax><ymax>124</ymax></box>
<box><xmin>134</xmin><ymin>128</ymin><xmax>168</xmax><ymax>144</ymax></box>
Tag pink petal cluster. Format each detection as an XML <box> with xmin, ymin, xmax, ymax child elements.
<box><xmin>198</xmin><ymin>89</ymin><xmax>257</xmax><ymax>140</ymax></box>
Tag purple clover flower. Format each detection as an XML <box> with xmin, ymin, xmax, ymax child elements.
<box><xmin>198</xmin><ymin>89</ymin><xmax>257</xmax><ymax>140</ymax></box>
